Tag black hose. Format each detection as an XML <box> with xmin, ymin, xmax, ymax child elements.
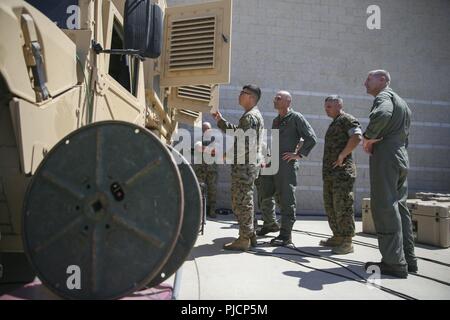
<box><xmin>292</xmin><ymin>228</ymin><xmax>450</xmax><ymax>267</ymax></box>
<box><xmin>248</xmin><ymin>247</ymin><xmax>417</xmax><ymax>300</ymax></box>
<box><xmin>291</xmin><ymin>228</ymin><xmax>450</xmax><ymax>286</ymax></box>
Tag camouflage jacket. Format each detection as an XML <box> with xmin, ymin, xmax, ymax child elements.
<box><xmin>218</xmin><ymin>106</ymin><xmax>264</xmax><ymax>165</ymax></box>
<box><xmin>192</xmin><ymin>139</ymin><xmax>218</xmax><ymax>171</ymax></box>
<box><xmin>322</xmin><ymin>112</ymin><xmax>361</xmax><ymax>179</ymax></box>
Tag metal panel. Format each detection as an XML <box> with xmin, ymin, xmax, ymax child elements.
<box><xmin>169</xmin><ymin>16</ymin><xmax>216</xmax><ymax>71</ymax></box>
<box><xmin>160</xmin><ymin>0</ymin><xmax>232</xmax><ymax>87</ymax></box>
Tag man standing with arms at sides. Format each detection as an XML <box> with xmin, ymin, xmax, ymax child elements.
<box><xmin>193</xmin><ymin>122</ymin><xmax>218</xmax><ymax>218</ymax></box>
<box><xmin>212</xmin><ymin>84</ymin><xmax>264</xmax><ymax>251</ymax></box>
<box><xmin>270</xmin><ymin>91</ymin><xmax>317</xmax><ymax>246</ymax></box>
<box><xmin>363</xmin><ymin>70</ymin><xmax>417</xmax><ymax>278</ymax></box>
<box><xmin>321</xmin><ymin>95</ymin><xmax>362</xmax><ymax>254</ymax></box>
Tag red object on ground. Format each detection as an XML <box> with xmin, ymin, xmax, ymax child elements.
<box><xmin>0</xmin><ymin>279</ymin><xmax>173</xmax><ymax>300</ymax></box>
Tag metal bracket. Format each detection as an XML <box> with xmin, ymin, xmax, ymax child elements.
<box><xmin>21</xmin><ymin>13</ymin><xmax>49</xmax><ymax>102</ymax></box>
<box><xmin>91</xmin><ymin>40</ymin><xmax>146</xmax><ymax>61</ymax></box>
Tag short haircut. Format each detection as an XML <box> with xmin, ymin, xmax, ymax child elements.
<box><xmin>278</xmin><ymin>90</ymin><xmax>292</xmax><ymax>103</ymax></box>
<box><xmin>325</xmin><ymin>95</ymin><xmax>343</xmax><ymax>106</ymax></box>
<box><xmin>243</xmin><ymin>84</ymin><xmax>261</xmax><ymax>103</ymax></box>
<box><xmin>369</xmin><ymin>69</ymin><xmax>391</xmax><ymax>84</ymax></box>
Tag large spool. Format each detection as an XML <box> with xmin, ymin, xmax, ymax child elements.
<box><xmin>147</xmin><ymin>146</ymin><xmax>202</xmax><ymax>288</ymax></box>
<box><xmin>22</xmin><ymin>121</ymin><xmax>184</xmax><ymax>299</ymax></box>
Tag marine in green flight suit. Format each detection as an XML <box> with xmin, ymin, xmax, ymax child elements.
<box><xmin>254</xmin><ymin>143</ymin><xmax>279</xmax><ymax>235</ymax></box>
<box><xmin>270</xmin><ymin>91</ymin><xmax>317</xmax><ymax>245</ymax></box>
<box><xmin>363</xmin><ymin>70</ymin><xmax>417</xmax><ymax>278</ymax></box>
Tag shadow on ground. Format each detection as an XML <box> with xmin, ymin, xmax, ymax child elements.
<box><xmin>249</xmin><ymin>245</ymin><xmax>371</xmax><ymax>291</ymax></box>
<box><xmin>187</xmin><ymin>236</ymin><xmax>254</xmax><ymax>260</ymax></box>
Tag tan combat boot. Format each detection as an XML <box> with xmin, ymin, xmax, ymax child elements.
<box><xmin>223</xmin><ymin>236</ymin><xmax>251</xmax><ymax>251</ymax></box>
<box><xmin>319</xmin><ymin>236</ymin><xmax>343</xmax><ymax>247</ymax></box>
<box><xmin>332</xmin><ymin>237</ymin><xmax>354</xmax><ymax>254</ymax></box>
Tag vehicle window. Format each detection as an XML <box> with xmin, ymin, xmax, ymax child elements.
<box><xmin>108</xmin><ymin>19</ymin><xmax>131</xmax><ymax>92</ymax></box>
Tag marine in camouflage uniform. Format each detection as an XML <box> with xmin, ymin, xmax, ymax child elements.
<box><xmin>193</xmin><ymin>122</ymin><xmax>218</xmax><ymax>218</ymax></box>
<box><xmin>321</xmin><ymin>95</ymin><xmax>362</xmax><ymax>254</ymax></box>
<box><xmin>214</xmin><ymin>84</ymin><xmax>264</xmax><ymax>251</ymax></box>
<box><xmin>363</xmin><ymin>70</ymin><xmax>417</xmax><ymax>278</ymax></box>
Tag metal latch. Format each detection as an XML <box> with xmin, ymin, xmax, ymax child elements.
<box><xmin>21</xmin><ymin>13</ymin><xmax>49</xmax><ymax>102</ymax></box>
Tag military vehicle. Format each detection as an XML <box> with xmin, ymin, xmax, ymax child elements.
<box><xmin>0</xmin><ymin>0</ymin><xmax>232</xmax><ymax>299</ymax></box>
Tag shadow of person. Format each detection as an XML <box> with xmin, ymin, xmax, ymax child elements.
<box><xmin>253</xmin><ymin>245</ymin><xmax>370</xmax><ymax>291</ymax></box>
<box><xmin>186</xmin><ymin>237</ymin><xmax>241</xmax><ymax>260</ymax></box>
<box><xmin>246</xmin><ymin>246</ymin><xmax>369</xmax><ymax>291</ymax></box>
<box><xmin>248</xmin><ymin>246</ymin><xmax>310</xmax><ymax>264</ymax></box>
<box><xmin>283</xmin><ymin>267</ymin><xmax>365</xmax><ymax>291</ymax></box>
<box><xmin>217</xmin><ymin>220</ymin><xmax>239</xmax><ymax>230</ymax></box>
<box><xmin>291</xmin><ymin>246</ymin><xmax>365</xmax><ymax>267</ymax></box>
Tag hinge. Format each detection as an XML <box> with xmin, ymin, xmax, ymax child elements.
<box><xmin>21</xmin><ymin>13</ymin><xmax>49</xmax><ymax>102</ymax></box>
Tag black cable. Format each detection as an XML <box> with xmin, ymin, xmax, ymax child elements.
<box><xmin>290</xmin><ymin>244</ymin><xmax>450</xmax><ymax>287</ymax></box>
<box><xmin>290</xmin><ymin>229</ymin><xmax>450</xmax><ymax>286</ymax></box>
<box><xmin>292</xmin><ymin>228</ymin><xmax>378</xmax><ymax>248</ymax></box>
<box><xmin>277</xmin><ymin>244</ymin><xmax>419</xmax><ymax>299</ymax></box>
<box><xmin>218</xmin><ymin>221</ymin><xmax>448</xmax><ymax>290</ymax></box>
<box><xmin>410</xmin><ymin>274</ymin><xmax>450</xmax><ymax>287</ymax></box>
<box><xmin>248</xmin><ymin>247</ymin><xmax>417</xmax><ymax>300</ymax></box>
<box><xmin>285</xmin><ymin>244</ymin><xmax>367</xmax><ymax>281</ymax></box>
<box><xmin>193</xmin><ymin>258</ymin><xmax>201</xmax><ymax>300</ymax></box>
<box><xmin>292</xmin><ymin>228</ymin><xmax>450</xmax><ymax>267</ymax></box>
<box><xmin>415</xmin><ymin>257</ymin><xmax>450</xmax><ymax>268</ymax></box>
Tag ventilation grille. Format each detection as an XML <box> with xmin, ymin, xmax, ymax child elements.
<box><xmin>169</xmin><ymin>16</ymin><xmax>216</xmax><ymax>71</ymax></box>
<box><xmin>179</xmin><ymin>109</ymin><xmax>200</xmax><ymax>117</ymax></box>
<box><xmin>177</xmin><ymin>85</ymin><xmax>212</xmax><ymax>102</ymax></box>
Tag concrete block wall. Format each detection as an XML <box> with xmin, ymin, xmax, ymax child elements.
<box><xmin>169</xmin><ymin>0</ymin><xmax>450</xmax><ymax>215</ymax></box>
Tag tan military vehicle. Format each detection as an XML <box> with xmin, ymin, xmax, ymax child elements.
<box><xmin>0</xmin><ymin>0</ymin><xmax>232</xmax><ymax>299</ymax></box>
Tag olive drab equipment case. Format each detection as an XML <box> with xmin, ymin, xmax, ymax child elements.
<box><xmin>408</xmin><ymin>199</ymin><xmax>450</xmax><ymax>248</ymax></box>
<box><xmin>361</xmin><ymin>198</ymin><xmax>376</xmax><ymax>235</ymax></box>
<box><xmin>362</xmin><ymin>197</ymin><xmax>450</xmax><ymax>248</ymax></box>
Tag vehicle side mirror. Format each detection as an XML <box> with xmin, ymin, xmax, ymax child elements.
<box><xmin>124</xmin><ymin>0</ymin><xmax>163</xmax><ymax>58</ymax></box>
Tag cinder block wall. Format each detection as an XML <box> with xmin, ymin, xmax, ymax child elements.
<box><xmin>169</xmin><ymin>0</ymin><xmax>450</xmax><ymax>215</ymax></box>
